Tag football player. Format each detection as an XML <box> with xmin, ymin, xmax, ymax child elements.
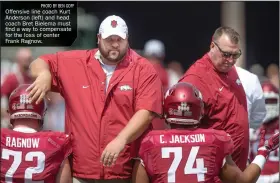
<box><xmin>132</xmin><ymin>82</ymin><xmax>279</xmax><ymax>183</ymax></box>
<box><xmin>250</xmin><ymin>81</ymin><xmax>279</xmax><ymax>183</ymax></box>
<box><xmin>1</xmin><ymin>84</ymin><xmax>72</xmax><ymax>183</ymax></box>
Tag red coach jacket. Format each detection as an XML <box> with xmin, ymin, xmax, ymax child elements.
<box><xmin>179</xmin><ymin>53</ymin><xmax>249</xmax><ymax>171</ymax></box>
<box><xmin>39</xmin><ymin>48</ymin><xmax>163</xmax><ymax>179</ymax></box>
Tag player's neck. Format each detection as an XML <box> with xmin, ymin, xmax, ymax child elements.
<box><xmin>170</xmin><ymin>124</ymin><xmax>199</xmax><ymax>130</ymax></box>
<box><xmin>12</xmin><ymin>119</ymin><xmax>40</xmax><ymax>132</ymax></box>
<box><xmin>13</xmin><ymin>126</ymin><xmax>37</xmax><ymax>133</ymax></box>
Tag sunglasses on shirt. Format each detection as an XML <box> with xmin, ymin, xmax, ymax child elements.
<box><xmin>213</xmin><ymin>42</ymin><xmax>242</xmax><ymax>59</ymax></box>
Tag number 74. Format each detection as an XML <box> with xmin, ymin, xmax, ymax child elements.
<box><xmin>161</xmin><ymin>146</ymin><xmax>207</xmax><ymax>183</ymax></box>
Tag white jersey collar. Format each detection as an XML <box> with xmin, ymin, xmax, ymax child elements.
<box><xmin>13</xmin><ymin>127</ymin><xmax>37</xmax><ymax>133</ymax></box>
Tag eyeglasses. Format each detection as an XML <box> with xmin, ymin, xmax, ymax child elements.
<box><xmin>213</xmin><ymin>42</ymin><xmax>242</xmax><ymax>59</ymax></box>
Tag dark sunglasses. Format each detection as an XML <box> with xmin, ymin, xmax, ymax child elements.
<box><xmin>213</xmin><ymin>42</ymin><xmax>242</xmax><ymax>59</ymax></box>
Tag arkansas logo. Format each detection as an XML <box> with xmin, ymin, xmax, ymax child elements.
<box><xmin>111</xmin><ymin>20</ymin><xmax>118</xmax><ymax>28</ymax></box>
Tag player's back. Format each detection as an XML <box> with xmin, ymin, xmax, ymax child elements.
<box><xmin>1</xmin><ymin>128</ymin><xmax>72</xmax><ymax>183</ymax></box>
<box><xmin>138</xmin><ymin>128</ymin><xmax>233</xmax><ymax>183</ymax></box>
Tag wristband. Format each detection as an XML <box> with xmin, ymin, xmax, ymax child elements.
<box><xmin>251</xmin><ymin>155</ymin><xmax>266</xmax><ymax>170</ymax></box>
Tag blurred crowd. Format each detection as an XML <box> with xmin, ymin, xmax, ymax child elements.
<box><xmin>1</xmin><ymin>41</ymin><xmax>279</xmax><ymax>131</ymax></box>
<box><xmin>0</xmin><ymin>6</ymin><xmax>279</xmax><ymax>131</ymax></box>
<box><xmin>1</xmin><ymin>39</ymin><xmax>279</xmax><ymax>131</ymax></box>
<box><xmin>1</xmin><ymin>48</ymin><xmax>65</xmax><ymax>131</ymax></box>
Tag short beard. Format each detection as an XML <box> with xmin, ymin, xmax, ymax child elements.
<box><xmin>98</xmin><ymin>43</ymin><xmax>128</xmax><ymax>63</ymax></box>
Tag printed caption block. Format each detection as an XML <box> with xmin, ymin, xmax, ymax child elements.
<box><xmin>1</xmin><ymin>2</ymin><xmax>77</xmax><ymax>46</ymax></box>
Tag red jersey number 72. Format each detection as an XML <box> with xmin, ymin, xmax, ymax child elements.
<box><xmin>1</xmin><ymin>148</ymin><xmax>45</xmax><ymax>182</ymax></box>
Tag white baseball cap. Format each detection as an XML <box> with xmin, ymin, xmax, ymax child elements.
<box><xmin>144</xmin><ymin>39</ymin><xmax>165</xmax><ymax>58</ymax></box>
<box><xmin>98</xmin><ymin>15</ymin><xmax>128</xmax><ymax>39</ymax></box>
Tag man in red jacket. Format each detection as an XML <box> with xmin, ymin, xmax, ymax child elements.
<box><xmin>179</xmin><ymin>26</ymin><xmax>248</xmax><ymax>181</ymax></box>
<box><xmin>27</xmin><ymin>15</ymin><xmax>163</xmax><ymax>183</ymax></box>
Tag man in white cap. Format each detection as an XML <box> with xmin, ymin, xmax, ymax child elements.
<box><xmin>143</xmin><ymin>39</ymin><xmax>178</xmax><ymax>130</ymax></box>
<box><xmin>27</xmin><ymin>15</ymin><xmax>163</xmax><ymax>183</ymax></box>
<box><xmin>143</xmin><ymin>39</ymin><xmax>169</xmax><ymax>92</ymax></box>
<box><xmin>97</xmin><ymin>15</ymin><xmax>129</xmax><ymax>66</ymax></box>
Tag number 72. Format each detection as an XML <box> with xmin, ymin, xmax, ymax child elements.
<box><xmin>161</xmin><ymin>146</ymin><xmax>207</xmax><ymax>183</ymax></box>
<box><xmin>2</xmin><ymin>148</ymin><xmax>45</xmax><ymax>182</ymax></box>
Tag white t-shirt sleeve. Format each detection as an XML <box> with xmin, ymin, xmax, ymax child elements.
<box><xmin>235</xmin><ymin>66</ymin><xmax>266</xmax><ymax>128</ymax></box>
<box><xmin>250</xmin><ymin>75</ymin><xmax>266</xmax><ymax>125</ymax></box>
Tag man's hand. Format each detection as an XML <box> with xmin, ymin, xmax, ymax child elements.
<box><xmin>100</xmin><ymin>136</ymin><xmax>127</xmax><ymax>167</ymax></box>
<box><xmin>257</xmin><ymin>129</ymin><xmax>279</xmax><ymax>158</ymax></box>
<box><xmin>26</xmin><ymin>70</ymin><xmax>52</xmax><ymax>104</ymax></box>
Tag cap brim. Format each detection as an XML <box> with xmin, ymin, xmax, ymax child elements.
<box><xmin>101</xmin><ymin>32</ymin><xmax>126</xmax><ymax>39</ymax></box>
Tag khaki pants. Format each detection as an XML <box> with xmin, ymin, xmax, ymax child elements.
<box><xmin>73</xmin><ymin>177</ymin><xmax>131</xmax><ymax>183</ymax></box>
